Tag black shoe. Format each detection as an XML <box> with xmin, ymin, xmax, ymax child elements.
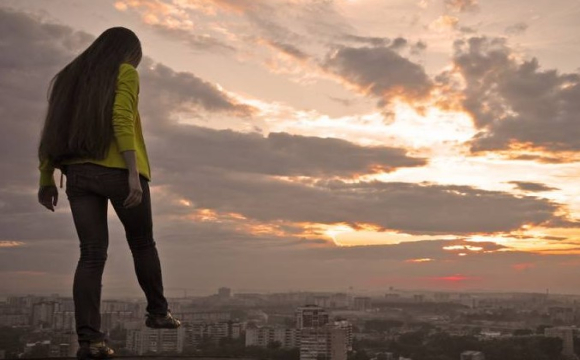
<box><xmin>145</xmin><ymin>309</ymin><xmax>181</xmax><ymax>329</ymax></box>
<box><xmin>76</xmin><ymin>340</ymin><xmax>115</xmax><ymax>360</ymax></box>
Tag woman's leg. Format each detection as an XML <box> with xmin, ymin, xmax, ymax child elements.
<box><xmin>105</xmin><ymin>173</ymin><xmax>169</xmax><ymax>316</ymax></box>
<box><xmin>65</xmin><ymin>169</ymin><xmax>109</xmax><ymax>345</ymax></box>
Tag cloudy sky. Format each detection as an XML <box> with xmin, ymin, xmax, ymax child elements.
<box><xmin>2</xmin><ymin>0</ymin><xmax>580</xmax><ymax>298</ymax></box>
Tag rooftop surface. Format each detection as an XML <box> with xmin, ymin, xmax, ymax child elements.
<box><xmin>31</xmin><ymin>357</ymin><xmax>257</xmax><ymax>360</ymax></box>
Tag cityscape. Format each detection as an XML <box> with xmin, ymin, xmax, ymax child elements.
<box><xmin>2</xmin><ymin>287</ymin><xmax>580</xmax><ymax>360</ymax></box>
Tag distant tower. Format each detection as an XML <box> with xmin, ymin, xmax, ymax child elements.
<box><xmin>295</xmin><ymin>305</ymin><xmax>347</xmax><ymax>360</ymax></box>
<box><xmin>218</xmin><ymin>287</ymin><xmax>232</xmax><ymax>298</ymax></box>
<box><xmin>353</xmin><ymin>297</ymin><xmax>371</xmax><ymax>311</ymax></box>
<box><xmin>295</xmin><ymin>305</ymin><xmax>329</xmax><ymax>329</ymax></box>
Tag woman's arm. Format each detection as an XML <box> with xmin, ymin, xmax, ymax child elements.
<box><xmin>113</xmin><ymin>63</ymin><xmax>139</xmax><ymax>153</ymax></box>
<box><xmin>39</xmin><ymin>157</ymin><xmax>56</xmax><ymax>187</ymax></box>
<box><xmin>113</xmin><ymin>63</ymin><xmax>143</xmax><ymax>209</ymax></box>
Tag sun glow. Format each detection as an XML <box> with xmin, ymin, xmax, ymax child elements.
<box><xmin>465</xmin><ymin>226</ymin><xmax>580</xmax><ymax>254</ymax></box>
<box><xmin>443</xmin><ymin>245</ymin><xmax>484</xmax><ymax>252</ymax></box>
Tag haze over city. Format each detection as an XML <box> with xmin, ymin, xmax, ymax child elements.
<box><xmin>2</xmin><ymin>0</ymin><xmax>580</xmax><ymax>298</ymax></box>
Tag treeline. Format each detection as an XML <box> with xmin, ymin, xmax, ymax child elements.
<box><xmin>349</xmin><ymin>330</ymin><xmax>567</xmax><ymax>360</ymax></box>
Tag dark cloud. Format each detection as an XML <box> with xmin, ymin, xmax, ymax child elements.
<box><xmin>339</xmin><ymin>33</ymin><xmax>391</xmax><ymax>47</ymax></box>
<box><xmin>147</xmin><ymin>125</ymin><xmax>426</xmax><ymax>178</ymax></box>
<box><xmin>411</xmin><ymin>40</ymin><xmax>428</xmax><ymax>54</ymax></box>
<box><xmin>0</xmin><ymin>7</ymin><xmax>94</xmax><ymax>189</ymax></box>
<box><xmin>321</xmin><ymin>45</ymin><xmax>433</xmax><ymax>107</ymax></box>
<box><xmin>446</xmin><ymin>36</ymin><xmax>580</xmax><ymax>154</ymax></box>
<box><xmin>509</xmin><ymin>153</ymin><xmax>572</xmax><ymax>164</ymax></box>
<box><xmin>509</xmin><ymin>181</ymin><xmax>558</xmax><ymax>192</ymax></box>
<box><xmin>138</xmin><ymin>59</ymin><xmax>255</xmax><ymax>129</ymax></box>
<box><xmin>156</xmin><ymin>167</ymin><xmax>568</xmax><ymax>234</ymax></box>
<box><xmin>263</xmin><ymin>39</ymin><xmax>310</xmax><ymax>60</ymax></box>
<box><xmin>337</xmin><ymin>35</ymin><xmax>414</xmax><ymax>51</ymax></box>
<box><xmin>459</xmin><ymin>26</ymin><xmax>478</xmax><ymax>34</ymax></box>
<box><xmin>541</xmin><ymin>236</ymin><xmax>567</xmax><ymax>241</ymax></box>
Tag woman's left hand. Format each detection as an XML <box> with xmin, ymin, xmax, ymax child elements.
<box><xmin>38</xmin><ymin>185</ymin><xmax>58</xmax><ymax>212</ymax></box>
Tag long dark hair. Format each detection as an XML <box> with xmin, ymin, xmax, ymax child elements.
<box><xmin>38</xmin><ymin>27</ymin><xmax>142</xmax><ymax>168</ymax></box>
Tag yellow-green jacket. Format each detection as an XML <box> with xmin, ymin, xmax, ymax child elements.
<box><xmin>38</xmin><ymin>63</ymin><xmax>151</xmax><ymax>187</ymax></box>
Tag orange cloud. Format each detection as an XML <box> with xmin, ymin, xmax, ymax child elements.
<box><xmin>429</xmin><ymin>15</ymin><xmax>459</xmax><ymax>31</ymax></box>
<box><xmin>0</xmin><ymin>241</ymin><xmax>26</xmax><ymax>248</ymax></box>
<box><xmin>181</xmin><ymin>207</ymin><xmax>332</xmax><ymax>243</ymax></box>
<box><xmin>114</xmin><ymin>0</ymin><xmax>195</xmax><ymax>30</ymax></box>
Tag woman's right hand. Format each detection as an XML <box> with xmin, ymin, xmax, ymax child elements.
<box><xmin>38</xmin><ymin>185</ymin><xmax>58</xmax><ymax>212</ymax></box>
<box><xmin>124</xmin><ymin>173</ymin><xmax>143</xmax><ymax>208</ymax></box>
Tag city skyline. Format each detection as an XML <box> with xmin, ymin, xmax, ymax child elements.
<box><xmin>1</xmin><ymin>0</ymin><xmax>580</xmax><ymax>297</ymax></box>
<box><xmin>3</xmin><ymin>288</ymin><xmax>576</xmax><ymax>359</ymax></box>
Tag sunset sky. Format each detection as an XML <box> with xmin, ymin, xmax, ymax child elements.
<box><xmin>2</xmin><ymin>0</ymin><xmax>580</xmax><ymax>297</ymax></box>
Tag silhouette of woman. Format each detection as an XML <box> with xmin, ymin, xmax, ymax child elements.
<box><xmin>37</xmin><ymin>27</ymin><xmax>181</xmax><ymax>359</ymax></box>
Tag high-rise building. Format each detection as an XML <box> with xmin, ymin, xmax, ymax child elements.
<box><xmin>295</xmin><ymin>305</ymin><xmax>347</xmax><ymax>360</ymax></box>
<box><xmin>218</xmin><ymin>287</ymin><xmax>232</xmax><ymax>298</ymax></box>
<box><xmin>53</xmin><ymin>311</ymin><xmax>75</xmax><ymax>331</ymax></box>
<box><xmin>313</xmin><ymin>296</ymin><xmax>330</xmax><ymax>308</ymax></box>
<box><xmin>460</xmin><ymin>350</ymin><xmax>485</xmax><ymax>360</ymax></box>
<box><xmin>102</xmin><ymin>300</ymin><xmax>133</xmax><ymax>312</ymax></box>
<box><xmin>334</xmin><ymin>320</ymin><xmax>353</xmax><ymax>351</ymax></box>
<box><xmin>295</xmin><ymin>305</ymin><xmax>329</xmax><ymax>329</ymax></box>
<box><xmin>178</xmin><ymin>311</ymin><xmax>231</xmax><ymax>323</ymax></box>
<box><xmin>545</xmin><ymin>326</ymin><xmax>575</xmax><ymax>359</ymax></box>
<box><xmin>327</xmin><ymin>325</ymin><xmax>347</xmax><ymax>360</ymax></box>
<box><xmin>245</xmin><ymin>324</ymin><xmax>300</xmax><ymax>348</ymax></box>
<box><xmin>101</xmin><ymin>311</ymin><xmax>135</xmax><ymax>331</ymax></box>
<box><xmin>300</xmin><ymin>323</ymin><xmax>347</xmax><ymax>360</ymax></box>
<box><xmin>184</xmin><ymin>320</ymin><xmax>242</xmax><ymax>348</ymax></box>
<box><xmin>31</xmin><ymin>301</ymin><xmax>60</xmax><ymax>328</ymax></box>
<box><xmin>126</xmin><ymin>322</ymin><xmax>185</xmax><ymax>355</ymax></box>
<box><xmin>353</xmin><ymin>297</ymin><xmax>371</xmax><ymax>311</ymax></box>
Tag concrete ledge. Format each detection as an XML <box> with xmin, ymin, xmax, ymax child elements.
<box><xmin>29</xmin><ymin>357</ymin><xmax>257</xmax><ymax>360</ymax></box>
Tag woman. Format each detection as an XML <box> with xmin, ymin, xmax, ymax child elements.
<box><xmin>37</xmin><ymin>27</ymin><xmax>180</xmax><ymax>359</ymax></box>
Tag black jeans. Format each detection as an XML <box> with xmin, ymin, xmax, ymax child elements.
<box><xmin>63</xmin><ymin>163</ymin><xmax>168</xmax><ymax>344</ymax></box>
